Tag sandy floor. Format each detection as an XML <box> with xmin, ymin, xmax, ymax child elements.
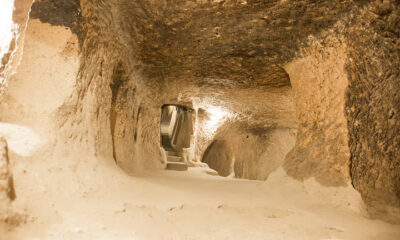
<box><xmin>1</xmin><ymin>147</ymin><xmax>399</xmax><ymax>240</ymax></box>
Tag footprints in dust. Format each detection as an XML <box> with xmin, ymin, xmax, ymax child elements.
<box><xmin>113</xmin><ymin>202</ymin><xmax>296</xmax><ymax>221</ymax></box>
<box><xmin>262</xmin><ymin>208</ymin><xmax>294</xmax><ymax>219</ymax></box>
<box><xmin>114</xmin><ymin>202</ymin><xmax>299</xmax><ymax>222</ymax></box>
<box><xmin>114</xmin><ymin>203</ymin><xmax>187</xmax><ymax>214</ymax></box>
<box><xmin>167</xmin><ymin>205</ymin><xmax>185</xmax><ymax>211</ymax></box>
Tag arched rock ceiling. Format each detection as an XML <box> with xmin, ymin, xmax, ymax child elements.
<box><xmin>113</xmin><ymin>0</ymin><xmax>364</xmax><ymax>129</ymax></box>
<box><xmin>121</xmin><ymin>0</ymin><xmax>359</xmax><ymax>68</ymax></box>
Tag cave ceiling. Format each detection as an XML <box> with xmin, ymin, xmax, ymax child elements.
<box><xmin>116</xmin><ymin>0</ymin><xmax>362</xmax><ymax>129</ymax></box>
<box><xmin>30</xmin><ymin>0</ymin><xmax>365</xmax><ymax>130</ymax></box>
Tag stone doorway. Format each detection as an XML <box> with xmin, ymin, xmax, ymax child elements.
<box><xmin>160</xmin><ymin>105</ymin><xmax>194</xmax><ymax>170</ymax></box>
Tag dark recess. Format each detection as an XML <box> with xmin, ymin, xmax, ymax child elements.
<box><xmin>30</xmin><ymin>0</ymin><xmax>81</xmax><ymax>40</ymax></box>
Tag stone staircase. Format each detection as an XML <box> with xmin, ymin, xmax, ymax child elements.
<box><xmin>165</xmin><ymin>151</ymin><xmax>188</xmax><ymax>171</ymax></box>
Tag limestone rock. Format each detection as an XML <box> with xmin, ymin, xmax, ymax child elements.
<box><xmin>0</xmin><ymin>137</ymin><xmax>15</xmax><ymax>202</ymax></box>
<box><xmin>284</xmin><ymin>34</ymin><xmax>351</xmax><ymax>187</ymax></box>
<box><xmin>202</xmin><ymin>140</ymin><xmax>234</xmax><ymax>177</ymax></box>
<box><xmin>344</xmin><ymin>2</ymin><xmax>400</xmax><ymax>223</ymax></box>
<box><xmin>0</xmin><ymin>137</ymin><xmax>16</xmax><ymax>224</ymax></box>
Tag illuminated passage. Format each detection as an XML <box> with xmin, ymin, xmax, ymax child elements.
<box><xmin>160</xmin><ymin>104</ymin><xmax>194</xmax><ymax>170</ymax></box>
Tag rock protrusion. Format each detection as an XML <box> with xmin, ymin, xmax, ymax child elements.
<box><xmin>202</xmin><ymin>140</ymin><xmax>234</xmax><ymax>177</ymax></box>
<box><xmin>0</xmin><ymin>137</ymin><xmax>16</xmax><ymax>204</ymax></box>
<box><xmin>0</xmin><ymin>136</ymin><xmax>17</xmax><ymax>230</ymax></box>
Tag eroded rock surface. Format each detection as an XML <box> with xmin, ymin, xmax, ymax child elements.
<box><xmin>344</xmin><ymin>2</ymin><xmax>400</xmax><ymax>223</ymax></box>
<box><xmin>202</xmin><ymin>140</ymin><xmax>234</xmax><ymax>177</ymax></box>
<box><xmin>0</xmin><ymin>137</ymin><xmax>15</xmax><ymax>220</ymax></box>
<box><xmin>201</xmin><ymin>122</ymin><xmax>296</xmax><ymax>181</ymax></box>
<box><xmin>284</xmin><ymin>34</ymin><xmax>351</xmax><ymax>186</ymax></box>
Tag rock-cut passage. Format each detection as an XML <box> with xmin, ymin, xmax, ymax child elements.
<box><xmin>0</xmin><ymin>0</ymin><xmax>399</xmax><ymax>239</ymax></box>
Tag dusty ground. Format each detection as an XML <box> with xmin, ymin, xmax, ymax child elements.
<box><xmin>1</xmin><ymin>147</ymin><xmax>399</xmax><ymax>240</ymax></box>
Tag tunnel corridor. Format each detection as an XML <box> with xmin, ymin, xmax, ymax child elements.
<box><xmin>0</xmin><ymin>0</ymin><xmax>400</xmax><ymax>239</ymax></box>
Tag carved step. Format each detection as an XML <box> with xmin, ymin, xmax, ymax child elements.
<box><xmin>167</xmin><ymin>156</ymin><xmax>182</xmax><ymax>162</ymax></box>
<box><xmin>166</xmin><ymin>151</ymin><xmax>178</xmax><ymax>156</ymax></box>
<box><xmin>166</xmin><ymin>162</ymin><xmax>188</xmax><ymax>171</ymax></box>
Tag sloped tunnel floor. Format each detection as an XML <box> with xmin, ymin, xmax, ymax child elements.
<box><xmin>3</xmin><ymin>151</ymin><xmax>400</xmax><ymax>240</ymax></box>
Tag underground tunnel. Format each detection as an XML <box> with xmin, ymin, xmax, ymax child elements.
<box><xmin>0</xmin><ymin>0</ymin><xmax>400</xmax><ymax>239</ymax></box>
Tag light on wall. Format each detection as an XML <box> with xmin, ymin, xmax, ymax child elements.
<box><xmin>0</xmin><ymin>0</ymin><xmax>15</xmax><ymax>61</ymax></box>
<box><xmin>0</xmin><ymin>122</ymin><xmax>42</xmax><ymax>157</ymax></box>
<box><xmin>191</xmin><ymin>98</ymin><xmax>235</xmax><ymax>141</ymax></box>
<box><xmin>202</xmin><ymin>105</ymin><xmax>233</xmax><ymax>138</ymax></box>
<box><xmin>0</xmin><ymin>0</ymin><xmax>16</xmax><ymax>90</ymax></box>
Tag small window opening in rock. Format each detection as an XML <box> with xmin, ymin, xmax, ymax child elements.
<box><xmin>160</xmin><ymin>105</ymin><xmax>194</xmax><ymax>171</ymax></box>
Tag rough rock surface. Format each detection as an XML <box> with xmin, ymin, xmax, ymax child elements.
<box><xmin>233</xmin><ymin>128</ymin><xmax>296</xmax><ymax>180</ymax></box>
<box><xmin>284</xmin><ymin>33</ymin><xmax>351</xmax><ymax>186</ymax></box>
<box><xmin>0</xmin><ymin>0</ymin><xmax>33</xmax><ymax>98</ymax></box>
<box><xmin>202</xmin><ymin>140</ymin><xmax>234</xmax><ymax>177</ymax></box>
<box><xmin>0</xmin><ymin>137</ymin><xmax>15</xmax><ymax>218</ymax></box>
<box><xmin>201</xmin><ymin>123</ymin><xmax>296</xmax><ymax>180</ymax></box>
<box><xmin>30</xmin><ymin>0</ymin><xmax>81</xmax><ymax>39</ymax></box>
<box><xmin>344</xmin><ymin>2</ymin><xmax>400</xmax><ymax>222</ymax></box>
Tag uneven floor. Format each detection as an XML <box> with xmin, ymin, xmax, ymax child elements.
<box><xmin>2</xmin><ymin>152</ymin><xmax>400</xmax><ymax>240</ymax></box>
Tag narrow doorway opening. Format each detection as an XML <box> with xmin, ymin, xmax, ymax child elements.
<box><xmin>160</xmin><ymin>104</ymin><xmax>194</xmax><ymax>170</ymax></box>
